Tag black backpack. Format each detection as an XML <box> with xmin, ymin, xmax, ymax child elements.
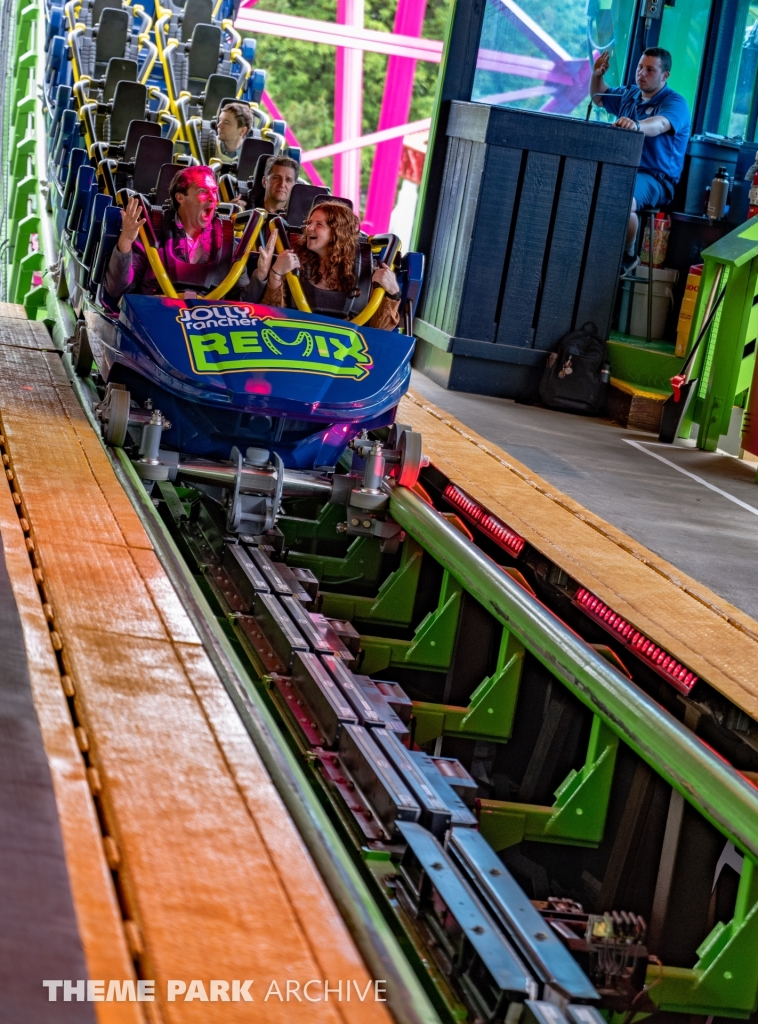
<box><xmin>539</xmin><ymin>322</ymin><xmax>608</xmax><ymax>414</ymax></box>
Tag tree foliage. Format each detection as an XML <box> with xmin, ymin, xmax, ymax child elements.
<box><xmin>247</xmin><ymin>0</ymin><xmax>452</xmax><ymax>192</ymax></box>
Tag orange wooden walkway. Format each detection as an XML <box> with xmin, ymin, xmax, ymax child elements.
<box><xmin>0</xmin><ymin>304</ymin><xmax>393</xmax><ymax>1024</ymax></box>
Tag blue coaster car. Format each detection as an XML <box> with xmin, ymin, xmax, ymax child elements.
<box><xmin>84</xmin><ymin>294</ymin><xmax>417</xmax><ymax>467</ymax></box>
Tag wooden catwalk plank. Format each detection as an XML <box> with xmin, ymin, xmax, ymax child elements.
<box><xmin>0</xmin><ymin>314</ymin><xmax>58</xmax><ymax>349</ymax></box>
<box><xmin>0</xmin><ymin>380</ymin><xmax>144</xmax><ymax>1024</ymax></box>
<box><xmin>0</xmin><ymin>302</ymin><xmax>29</xmax><ymax>318</ymax></box>
<box><xmin>400</xmin><ymin>389</ymin><xmax>758</xmax><ymax>719</ymax></box>
<box><xmin>0</xmin><ymin>331</ymin><xmax>392</xmax><ymax>1023</ymax></box>
<box><xmin>0</xmin><ymin>528</ymin><xmax>97</xmax><ymax>1024</ymax></box>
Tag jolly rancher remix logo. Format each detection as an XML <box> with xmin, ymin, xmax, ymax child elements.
<box><xmin>177</xmin><ymin>305</ymin><xmax>373</xmax><ymax>380</ymax></box>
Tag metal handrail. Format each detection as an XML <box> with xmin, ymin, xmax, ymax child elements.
<box><xmin>66</xmin><ymin>23</ymin><xmax>86</xmax><ymax>82</ymax></box>
<box><xmin>221</xmin><ymin>18</ymin><xmax>240</xmax><ymax>48</ymax></box>
<box><xmin>137</xmin><ymin>34</ymin><xmax>157</xmax><ymax>83</ymax></box>
<box><xmin>389</xmin><ymin>485</ymin><xmax>758</xmax><ymax>861</ymax></box>
<box><xmin>350</xmin><ymin>233</ymin><xmax>401</xmax><ymax>326</ymax></box>
<box><xmin>132</xmin><ymin>2</ymin><xmax>151</xmax><ymax>34</ymax></box>
<box><xmin>160</xmin><ymin>37</ymin><xmax>180</xmax><ymax>117</ymax></box>
<box><xmin>231</xmin><ymin>47</ymin><xmax>251</xmax><ymax>94</ymax></box>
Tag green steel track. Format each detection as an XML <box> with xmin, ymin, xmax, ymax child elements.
<box><xmin>6</xmin><ymin>0</ymin><xmax>758</xmax><ymax>1019</ymax></box>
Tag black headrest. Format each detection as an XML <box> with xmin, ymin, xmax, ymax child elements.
<box><xmin>153</xmin><ymin>162</ymin><xmax>184</xmax><ymax>204</ymax></box>
<box><xmin>110</xmin><ymin>80</ymin><xmax>148</xmax><ymax>143</ymax></box>
<box><xmin>286</xmin><ymin>183</ymin><xmax>329</xmax><ymax>230</ymax></box>
<box><xmin>237</xmin><ymin>136</ymin><xmax>274</xmax><ymax>181</ymax></box>
<box><xmin>187</xmin><ymin>23</ymin><xmax>222</xmax><ymax>84</ymax></box>
<box><xmin>123</xmin><ymin>119</ymin><xmax>161</xmax><ymax>160</ymax></box>
<box><xmin>103</xmin><ymin>57</ymin><xmax>137</xmax><ymax>102</ymax></box>
<box><xmin>313</xmin><ymin>193</ymin><xmax>352</xmax><ymax>211</ymax></box>
<box><xmin>215</xmin><ymin>95</ymin><xmax>238</xmax><ymax>118</ymax></box>
<box><xmin>247</xmin><ymin>151</ymin><xmax>269</xmax><ymax>207</ymax></box>
<box><xmin>91</xmin><ymin>0</ymin><xmax>115</xmax><ymax>24</ymax></box>
<box><xmin>202</xmin><ymin>73</ymin><xmax>238</xmax><ymax>119</ymax></box>
<box><xmin>132</xmin><ymin>136</ymin><xmax>175</xmax><ymax>193</ymax></box>
<box><xmin>95</xmin><ymin>8</ymin><xmax>129</xmax><ymax>64</ymax></box>
<box><xmin>181</xmin><ymin>0</ymin><xmax>214</xmax><ymax>40</ymax></box>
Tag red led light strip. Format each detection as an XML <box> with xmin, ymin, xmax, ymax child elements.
<box><xmin>443</xmin><ymin>484</ymin><xmax>525</xmax><ymax>558</ymax></box>
<box><xmin>574</xmin><ymin>587</ymin><xmax>698</xmax><ymax>694</ymax></box>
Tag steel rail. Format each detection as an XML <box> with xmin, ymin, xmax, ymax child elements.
<box><xmin>389</xmin><ymin>485</ymin><xmax>758</xmax><ymax>861</ymax></box>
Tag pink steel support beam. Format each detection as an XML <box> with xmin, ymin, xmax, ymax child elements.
<box><xmin>239</xmin><ymin>0</ymin><xmax>591</xmax><ymax>217</ymax></box>
<box><xmin>477</xmin><ymin>85</ymin><xmax>555</xmax><ymax>103</ymax></box>
<box><xmin>262</xmin><ymin>89</ymin><xmax>326</xmax><ymax>188</ymax></box>
<box><xmin>247</xmin><ymin>0</ymin><xmax>326</xmax><ymax>187</ymax></box>
<box><xmin>361</xmin><ymin>0</ymin><xmax>427</xmax><ymax>235</ymax></box>
<box><xmin>301</xmin><ymin>117</ymin><xmax>432</xmax><ymax>162</ymax></box>
<box><xmin>237</xmin><ymin>8</ymin><xmax>588</xmax><ymax>82</ymax></box>
<box><xmin>236</xmin><ymin>7</ymin><xmax>442</xmax><ymax>60</ymax></box>
<box><xmin>334</xmin><ymin>0</ymin><xmax>364</xmax><ymax>210</ymax></box>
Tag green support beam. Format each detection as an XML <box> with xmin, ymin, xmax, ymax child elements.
<box><xmin>412</xmin><ymin>626</ymin><xmax>524</xmax><ymax>744</ymax></box>
<box><xmin>282</xmin><ymin>503</ymin><xmax>387</xmax><ymax>592</ymax></box>
<box><xmin>320</xmin><ymin>536</ymin><xmax>424</xmax><ymax>627</ymax></box>
<box><xmin>648</xmin><ymin>855</ymin><xmax>758</xmax><ymax>1016</ymax></box>
<box><xmin>359</xmin><ymin>568</ymin><xmax>462</xmax><ymax>674</ymax></box>
<box><xmin>389</xmin><ymin>486</ymin><xmax>758</xmax><ymax>863</ymax></box>
<box><xmin>389</xmin><ymin>488</ymin><xmax>758</xmax><ymax>1016</ymax></box>
<box><xmin>478</xmin><ymin>716</ymin><xmax>619</xmax><ymax>850</ymax></box>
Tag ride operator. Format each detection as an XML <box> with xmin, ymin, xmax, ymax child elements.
<box><xmin>591</xmin><ymin>47</ymin><xmax>690</xmax><ymax>273</ymax></box>
<box><xmin>104</xmin><ymin>165</ymin><xmax>276</xmax><ymax>301</ymax></box>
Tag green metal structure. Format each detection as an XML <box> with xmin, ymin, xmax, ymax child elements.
<box><xmin>678</xmin><ymin>220</ymin><xmax>758</xmax><ymax>452</ymax></box>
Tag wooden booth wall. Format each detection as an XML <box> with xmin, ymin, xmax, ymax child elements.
<box><xmin>414</xmin><ymin>101</ymin><xmax>644</xmax><ymax>397</ymax></box>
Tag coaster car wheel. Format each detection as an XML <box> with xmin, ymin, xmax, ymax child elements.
<box><xmin>70</xmin><ymin>322</ymin><xmax>93</xmax><ymax>377</ymax></box>
<box><xmin>387</xmin><ymin>422</ymin><xmax>411</xmax><ymax>448</ymax></box>
<box><xmin>396</xmin><ymin>429</ymin><xmax>424</xmax><ymax>489</ymax></box>
<box><xmin>98</xmin><ymin>384</ymin><xmax>131</xmax><ymax>447</ymax></box>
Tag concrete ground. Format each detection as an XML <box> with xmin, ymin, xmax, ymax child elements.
<box><xmin>410</xmin><ymin>370</ymin><xmax>758</xmax><ymax>621</ymax></box>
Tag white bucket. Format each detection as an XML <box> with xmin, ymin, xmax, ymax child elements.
<box><xmin>629</xmin><ymin>265</ymin><xmax>679</xmax><ymax>340</ymax></box>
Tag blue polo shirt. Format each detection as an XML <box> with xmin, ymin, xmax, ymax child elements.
<box><xmin>601</xmin><ymin>85</ymin><xmax>690</xmax><ymax>189</ymax></box>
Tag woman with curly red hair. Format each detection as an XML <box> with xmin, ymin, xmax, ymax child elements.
<box><xmin>257</xmin><ymin>201</ymin><xmax>401</xmax><ymax>331</ymax></box>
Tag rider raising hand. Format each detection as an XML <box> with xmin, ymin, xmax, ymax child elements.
<box><xmin>117</xmin><ymin>197</ymin><xmax>147</xmax><ymax>253</ymax></box>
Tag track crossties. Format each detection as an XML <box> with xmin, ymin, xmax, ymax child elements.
<box><xmin>0</xmin><ymin>311</ymin><xmax>390</xmax><ymax>1024</ymax></box>
<box><xmin>400</xmin><ymin>390</ymin><xmax>758</xmax><ymax>720</ymax></box>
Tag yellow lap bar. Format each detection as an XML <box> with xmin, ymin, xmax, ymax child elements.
<box><xmin>351</xmin><ymin>286</ymin><xmax>385</xmax><ymax>326</ymax></box>
<box><xmin>204</xmin><ymin>215</ymin><xmax>264</xmax><ymax>300</ymax></box>
<box><xmin>273</xmin><ymin>232</ymin><xmax>311</xmax><ymax>313</ymax></box>
<box><xmin>140</xmin><ymin>231</ymin><xmax>179</xmax><ymax>298</ymax></box>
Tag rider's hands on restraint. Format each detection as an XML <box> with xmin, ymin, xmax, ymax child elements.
<box><xmin>372</xmin><ymin>262</ymin><xmax>400</xmax><ymax>296</ymax></box>
<box><xmin>117</xmin><ymin>197</ymin><xmax>146</xmax><ymax>253</ymax></box>
<box><xmin>254</xmin><ymin>231</ymin><xmax>278</xmax><ymax>283</ymax></box>
<box><xmin>270</xmin><ymin>249</ymin><xmax>300</xmax><ymax>280</ymax></box>
<box><xmin>593</xmin><ymin>50</ymin><xmax>610</xmax><ymax>76</ymax></box>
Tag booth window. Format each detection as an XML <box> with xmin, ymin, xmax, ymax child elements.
<box><xmin>699</xmin><ymin>0</ymin><xmax>758</xmax><ymax>139</ymax></box>
<box><xmin>470</xmin><ymin>0</ymin><xmax>636</xmax><ymax>116</ymax></box>
<box><xmin>655</xmin><ymin>0</ymin><xmax>711</xmax><ymax>123</ymax></box>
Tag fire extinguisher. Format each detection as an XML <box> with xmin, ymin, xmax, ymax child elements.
<box><xmin>747</xmin><ymin>151</ymin><xmax>758</xmax><ymax>219</ymax></box>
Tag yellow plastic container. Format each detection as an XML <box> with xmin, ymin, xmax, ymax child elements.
<box><xmin>675</xmin><ymin>264</ymin><xmax>703</xmax><ymax>357</ymax></box>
